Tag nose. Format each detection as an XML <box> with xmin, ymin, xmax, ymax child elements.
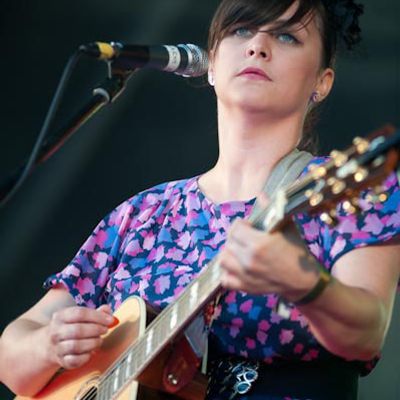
<box><xmin>245</xmin><ymin>32</ymin><xmax>269</xmax><ymax>59</ymax></box>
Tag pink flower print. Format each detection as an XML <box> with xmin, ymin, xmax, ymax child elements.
<box><xmin>302</xmin><ymin>348</ymin><xmax>319</xmax><ymax>361</ymax></box>
<box><xmin>76</xmin><ymin>277</ymin><xmax>95</xmax><ymax>296</ymax></box>
<box><xmin>144</xmin><ymin>193</ymin><xmax>159</xmax><ymax>206</ymax></box>
<box><xmin>94</xmin><ymin>252</ymin><xmax>108</xmax><ymax>269</ymax></box>
<box><xmin>64</xmin><ymin>265</ymin><xmax>81</xmax><ymax>278</ymax></box>
<box><xmin>256</xmin><ymin>330</ymin><xmax>268</xmax><ymax>345</ymax></box>
<box><xmin>330</xmin><ymin>237</ymin><xmax>346</xmax><ymax>260</ymax></box>
<box><xmin>95</xmin><ymin>229</ymin><xmax>109</xmax><ymax>249</ymax></box>
<box><xmin>96</xmin><ymin>268</ymin><xmax>109</xmax><ymax>288</ymax></box>
<box><xmin>155</xmin><ymin>275</ymin><xmax>170</xmax><ymax>295</ymax></box>
<box><xmin>239</xmin><ymin>299</ymin><xmax>253</xmax><ymax>313</ymax></box>
<box><xmin>113</xmin><ymin>266</ymin><xmax>131</xmax><ymax>280</ymax></box>
<box><xmin>309</xmin><ymin>243</ymin><xmax>322</xmax><ymax>260</ymax></box>
<box><xmin>174</xmin><ymin>285</ymin><xmax>185</xmax><ymax>299</ymax></box>
<box><xmin>266</xmin><ymin>295</ymin><xmax>278</xmax><ymax>309</ymax></box>
<box><xmin>294</xmin><ymin>343</ymin><xmax>304</xmax><ymax>354</ymax></box>
<box><xmin>125</xmin><ymin>239</ymin><xmax>142</xmax><ymax>257</ymax></box>
<box><xmin>187</xmin><ymin>192</ymin><xmax>201</xmax><ymax>210</ymax></box>
<box><xmin>177</xmin><ymin>231</ymin><xmax>191</xmax><ymax>250</ymax></box>
<box><xmin>225</xmin><ymin>291</ymin><xmax>237</xmax><ymax>304</ymax></box>
<box><xmin>128</xmin><ymin>282</ymin><xmax>139</xmax><ymax>294</ymax></box>
<box><xmin>309</xmin><ymin>349</ymin><xmax>319</xmax><ymax>359</ymax></box>
<box><xmin>174</xmin><ymin>265</ymin><xmax>192</xmax><ymax>277</ymax></box>
<box><xmin>245</xmin><ymin>338</ymin><xmax>256</xmax><ymax>349</ymax></box>
<box><xmin>177</xmin><ymin>273</ymin><xmax>192</xmax><ymax>286</ymax></box>
<box><xmin>337</xmin><ymin>215</ymin><xmax>357</xmax><ymax>234</ymax></box>
<box><xmin>303</xmin><ymin>219</ymin><xmax>320</xmax><ymax>240</ymax></box>
<box><xmin>170</xmin><ymin>214</ymin><xmax>186</xmax><ymax>231</ymax></box>
<box><xmin>138</xmin><ymin>279</ymin><xmax>149</xmax><ymax>297</ymax></box>
<box><xmin>258</xmin><ymin>320</ymin><xmax>271</xmax><ymax>332</ymax></box>
<box><xmin>166</xmin><ymin>247</ymin><xmax>184</xmax><ymax>261</ymax></box>
<box><xmin>351</xmin><ymin>230</ymin><xmax>371</xmax><ymax>241</ymax></box>
<box><xmin>279</xmin><ymin>329</ymin><xmax>294</xmax><ymax>345</ymax></box>
<box><xmin>229</xmin><ymin>318</ymin><xmax>243</xmax><ymax>338</ymax></box>
<box><xmin>363</xmin><ymin>213</ymin><xmax>384</xmax><ymax>235</ymax></box>
<box><xmin>183</xmin><ymin>247</ymin><xmax>199</xmax><ymax>264</ymax></box>
<box><xmin>388</xmin><ymin>212</ymin><xmax>400</xmax><ymax>228</ymax></box>
<box><xmin>143</xmin><ymin>233</ymin><xmax>156</xmax><ymax>251</ymax></box>
<box><xmin>270</xmin><ymin>312</ymin><xmax>283</xmax><ymax>324</ymax></box>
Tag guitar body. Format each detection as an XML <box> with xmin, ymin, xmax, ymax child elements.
<box><xmin>15</xmin><ymin>297</ymin><xmax>207</xmax><ymax>400</ymax></box>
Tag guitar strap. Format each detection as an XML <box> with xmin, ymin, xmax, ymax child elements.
<box><xmin>186</xmin><ymin>148</ymin><xmax>314</xmax><ymax>373</ymax></box>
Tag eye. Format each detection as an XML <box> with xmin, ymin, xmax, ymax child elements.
<box><xmin>275</xmin><ymin>32</ymin><xmax>299</xmax><ymax>44</ymax></box>
<box><xmin>233</xmin><ymin>27</ymin><xmax>255</xmax><ymax>38</ymax></box>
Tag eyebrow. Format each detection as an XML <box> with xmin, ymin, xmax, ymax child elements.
<box><xmin>268</xmin><ymin>19</ymin><xmax>311</xmax><ymax>35</ymax></box>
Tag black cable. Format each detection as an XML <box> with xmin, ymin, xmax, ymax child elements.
<box><xmin>0</xmin><ymin>50</ymin><xmax>83</xmax><ymax>208</ymax></box>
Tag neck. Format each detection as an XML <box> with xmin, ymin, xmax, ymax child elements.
<box><xmin>199</xmin><ymin>104</ymin><xmax>304</xmax><ymax>203</ymax></box>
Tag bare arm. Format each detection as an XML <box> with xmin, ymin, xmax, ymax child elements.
<box><xmin>0</xmin><ymin>286</ymin><xmax>114</xmax><ymax>396</ymax></box>
<box><xmin>298</xmin><ymin>242</ymin><xmax>399</xmax><ymax>360</ymax></box>
<box><xmin>219</xmin><ymin>219</ymin><xmax>400</xmax><ymax>360</ymax></box>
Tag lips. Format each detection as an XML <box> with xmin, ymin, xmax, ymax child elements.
<box><xmin>238</xmin><ymin>67</ymin><xmax>272</xmax><ymax>81</ymax></box>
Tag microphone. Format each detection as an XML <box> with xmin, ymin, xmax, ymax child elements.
<box><xmin>79</xmin><ymin>42</ymin><xmax>209</xmax><ymax>77</ymax></box>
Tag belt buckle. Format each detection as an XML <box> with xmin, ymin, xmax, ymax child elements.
<box><xmin>229</xmin><ymin>361</ymin><xmax>259</xmax><ymax>399</ymax></box>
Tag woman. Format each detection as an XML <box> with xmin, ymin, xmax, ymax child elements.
<box><xmin>1</xmin><ymin>0</ymin><xmax>399</xmax><ymax>399</ymax></box>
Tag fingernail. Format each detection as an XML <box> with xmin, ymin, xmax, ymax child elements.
<box><xmin>108</xmin><ymin>316</ymin><xmax>120</xmax><ymax>328</ymax></box>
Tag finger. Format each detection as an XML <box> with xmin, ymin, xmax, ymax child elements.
<box><xmin>53</xmin><ymin>322</ymin><xmax>109</xmax><ymax>342</ymax></box>
<box><xmin>61</xmin><ymin>353</ymin><xmax>92</xmax><ymax>370</ymax></box>
<box><xmin>53</xmin><ymin>306</ymin><xmax>114</xmax><ymax>327</ymax></box>
<box><xmin>58</xmin><ymin>337</ymin><xmax>103</xmax><ymax>357</ymax></box>
<box><xmin>220</xmin><ymin>270</ymin><xmax>245</xmax><ymax>291</ymax></box>
<box><xmin>229</xmin><ymin>219</ymin><xmax>265</xmax><ymax>248</ymax></box>
<box><xmin>219</xmin><ymin>248</ymin><xmax>244</xmax><ymax>276</ymax></box>
<box><xmin>97</xmin><ymin>304</ymin><xmax>112</xmax><ymax>315</ymax></box>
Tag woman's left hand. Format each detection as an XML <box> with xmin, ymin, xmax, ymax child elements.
<box><xmin>218</xmin><ymin>218</ymin><xmax>320</xmax><ymax>301</ymax></box>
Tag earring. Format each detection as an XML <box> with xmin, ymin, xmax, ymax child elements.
<box><xmin>208</xmin><ymin>71</ymin><xmax>215</xmax><ymax>86</ymax></box>
<box><xmin>311</xmin><ymin>91</ymin><xmax>321</xmax><ymax>103</ymax></box>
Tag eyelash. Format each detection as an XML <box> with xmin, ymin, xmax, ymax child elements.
<box><xmin>232</xmin><ymin>27</ymin><xmax>300</xmax><ymax>45</ymax></box>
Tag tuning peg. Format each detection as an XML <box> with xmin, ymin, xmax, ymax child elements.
<box><xmin>354</xmin><ymin>167</ymin><xmax>369</xmax><ymax>183</ymax></box>
<box><xmin>308</xmin><ymin>164</ymin><xmax>327</xmax><ymax>179</ymax></box>
<box><xmin>327</xmin><ymin>177</ymin><xmax>346</xmax><ymax>195</ymax></box>
<box><xmin>365</xmin><ymin>186</ymin><xmax>389</xmax><ymax>204</ymax></box>
<box><xmin>309</xmin><ymin>193</ymin><xmax>324</xmax><ymax>207</ymax></box>
<box><xmin>342</xmin><ymin>199</ymin><xmax>361</xmax><ymax>214</ymax></box>
<box><xmin>320</xmin><ymin>211</ymin><xmax>338</xmax><ymax>226</ymax></box>
<box><xmin>372</xmin><ymin>155</ymin><xmax>386</xmax><ymax>168</ymax></box>
<box><xmin>330</xmin><ymin>150</ymin><xmax>348</xmax><ymax>167</ymax></box>
<box><xmin>353</xmin><ymin>137</ymin><xmax>370</xmax><ymax>154</ymax></box>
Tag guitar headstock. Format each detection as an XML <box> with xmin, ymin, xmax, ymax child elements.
<box><xmin>255</xmin><ymin>125</ymin><xmax>400</xmax><ymax>231</ymax></box>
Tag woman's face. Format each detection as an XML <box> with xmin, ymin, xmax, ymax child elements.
<box><xmin>210</xmin><ymin>3</ymin><xmax>334</xmax><ymax>119</ymax></box>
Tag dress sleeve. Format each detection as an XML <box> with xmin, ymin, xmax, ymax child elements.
<box><xmin>320</xmin><ymin>170</ymin><xmax>400</xmax><ymax>267</ymax></box>
<box><xmin>43</xmin><ymin>200</ymin><xmax>136</xmax><ymax>308</ymax></box>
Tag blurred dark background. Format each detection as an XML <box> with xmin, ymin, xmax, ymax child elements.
<box><xmin>0</xmin><ymin>1</ymin><xmax>399</xmax><ymax>398</ymax></box>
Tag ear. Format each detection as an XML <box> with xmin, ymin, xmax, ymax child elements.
<box><xmin>315</xmin><ymin>67</ymin><xmax>335</xmax><ymax>100</ymax></box>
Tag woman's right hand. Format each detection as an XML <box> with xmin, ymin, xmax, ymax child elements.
<box><xmin>46</xmin><ymin>304</ymin><xmax>115</xmax><ymax>370</ymax></box>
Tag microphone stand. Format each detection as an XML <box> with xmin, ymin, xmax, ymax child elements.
<box><xmin>0</xmin><ymin>67</ymin><xmax>135</xmax><ymax>204</ymax></box>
